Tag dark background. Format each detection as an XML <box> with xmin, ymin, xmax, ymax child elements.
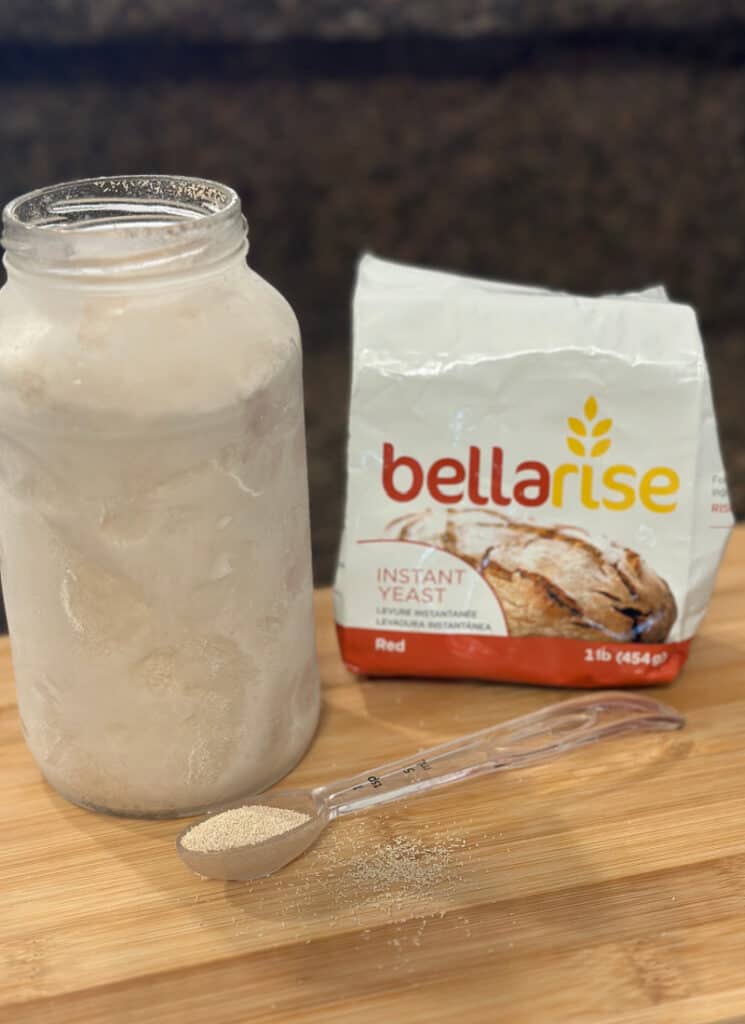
<box><xmin>0</xmin><ymin>0</ymin><xmax>743</xmax><ymax>597</ymax></box>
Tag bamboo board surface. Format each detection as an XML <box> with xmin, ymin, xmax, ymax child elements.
<box><xmin>2</xmin><ymin>527</ymin><xmax>745</xmax><ymax>1023</ymax></box>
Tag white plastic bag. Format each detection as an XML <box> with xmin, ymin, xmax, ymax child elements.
<box><xmin>335</xmin><ymin>255</ymin><xmax>733</xmax><ymax>686</ymax></box>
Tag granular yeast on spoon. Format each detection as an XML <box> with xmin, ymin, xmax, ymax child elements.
<box><xmin>181</xmin><ymin>806</ymin><xmax>310</xmax><ymax>854</ymax></box>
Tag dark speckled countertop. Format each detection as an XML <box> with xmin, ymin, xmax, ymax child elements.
<box><xmin>0</xmin><ymin>2</ymin><xmax>742</xmax><ymax>609</ymax></box>
<box><xmin>0</xmin><ymin>1</ymin><xmax>743</xmax><ymax>40</ymax></box>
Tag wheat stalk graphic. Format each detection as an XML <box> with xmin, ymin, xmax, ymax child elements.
<box><xmin>567</xmin><ymin>396</ymin><xmax>612</xmax><ymax>457</ymax></box>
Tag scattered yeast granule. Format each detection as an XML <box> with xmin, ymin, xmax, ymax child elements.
<box><xmin>181</xmin><ymin>806</ymin><xmax>309</xmax><ymax>853</ymax></box>
<box><xmin>349</xmin><ymin>835</ymin><xmax>454</xmax><ymax>890</ymax></box>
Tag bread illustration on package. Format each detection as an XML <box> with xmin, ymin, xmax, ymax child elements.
<box><xmin>334</xmin><ymin>255</ymin><xmax>734</xmax><ymax>686</ymax></box>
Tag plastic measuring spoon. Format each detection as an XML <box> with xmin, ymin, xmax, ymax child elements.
<box><xmin>176</xmin><ymin>691</ymin><xmax>683</xmax><ymax>881</ymax></box>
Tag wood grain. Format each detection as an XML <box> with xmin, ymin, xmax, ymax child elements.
<box><xmin>2</xmin><ymin>527</ymin><xmax>744</xmax><ymax>1024</ymax></box>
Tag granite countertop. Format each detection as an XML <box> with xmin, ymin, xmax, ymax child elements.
<box><xmin>0</xmin><ymin>1</ymin><xmax>742</xmax><ymax>41</ymax></box>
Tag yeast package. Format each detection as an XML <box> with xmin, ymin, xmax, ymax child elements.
<box><xmin>334</xmin><ymin>255</ymin><xmax>733</xmax><ymax>687</ymax></box>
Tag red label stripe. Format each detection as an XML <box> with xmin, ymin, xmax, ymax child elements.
<box><xmin>336</xmin><ymin>626</ymin><xmax>690</xmax><ymax>687</ymax></box>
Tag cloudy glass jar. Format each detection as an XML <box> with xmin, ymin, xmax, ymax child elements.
<box><xmin>0</xmin><ymin>175</ymin><xmax>320</xmax><ymax>816</ymax></box>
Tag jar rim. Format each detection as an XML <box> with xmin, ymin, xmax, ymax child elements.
<box><xmin>2</xmin><ymin>174</ymin><xmax>247</xmax><ymax>280</ymax></box>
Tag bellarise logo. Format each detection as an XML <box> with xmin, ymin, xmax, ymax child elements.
<box><xmin>381</xmin><ymin>396</ymin><xmax>680</xmax><ymax>514</ymax></box>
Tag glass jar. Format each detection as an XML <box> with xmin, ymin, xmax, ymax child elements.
<box><xmin>0</xmin><ymin>175</ymin><xmax>320</xmax><ymax>816</ymax></box>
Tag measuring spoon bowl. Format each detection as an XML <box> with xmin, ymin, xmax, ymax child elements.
<box><xmin>176</xmin><ymin>789</ymin><xmax>328</xmax><ymax>882</ymax></box>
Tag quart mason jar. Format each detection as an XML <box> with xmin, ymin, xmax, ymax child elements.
<box><xmin>0</xmin><ymin>176</ymin><xmax>320</xmax><ymax>816</ymax></box>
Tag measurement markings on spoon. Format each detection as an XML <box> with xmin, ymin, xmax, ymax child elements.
<box><xmin>351</xmin><ymin>760</ymin><xmax>433</xmax><ymax>791</ymax></box>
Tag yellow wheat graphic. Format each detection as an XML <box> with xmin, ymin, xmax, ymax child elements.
<box><xmin>567</xmin><ymin>396</ymin><xmax>612</xmax><ymax>457</ymax></box>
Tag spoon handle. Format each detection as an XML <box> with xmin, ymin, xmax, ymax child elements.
<box><xmin>315</xmin><ymin>691</ymin><xmax>684</xmax><ymax>819</ymax></box>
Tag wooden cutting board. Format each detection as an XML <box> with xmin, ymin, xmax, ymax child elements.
<box><xmin>2</xmin><ymin>527</ymin><xmax>745</xmax><ymax>1024</ymax></box>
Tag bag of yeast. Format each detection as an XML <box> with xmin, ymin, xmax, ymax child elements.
<box><xmin>334</xmin><ymin>255</ymin><xmax>733</xmax><ymax>686</ymax></box>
